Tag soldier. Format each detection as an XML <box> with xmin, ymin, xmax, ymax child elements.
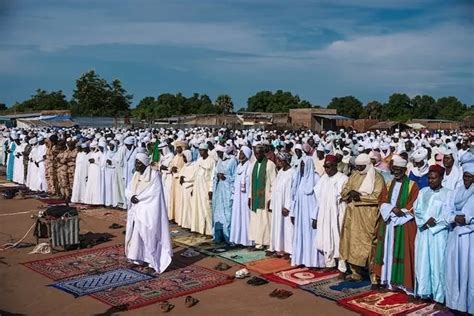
<box><xmin>45</xmin><ymin>134</ymin><xmax>60</xmax><ymax>196</ymax></box>
<box><xmin>56</xmin><ymin>140</ymin><xmax>69</xmax><ymax>199</ymax></box>
<box><xmin>66</xmin><ymin>140</ymin><xmax>78</xmax><ymax>199</ymax></box>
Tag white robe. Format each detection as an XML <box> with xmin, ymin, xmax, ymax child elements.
<box><xmin>159</xmin><ymin>153</ymin><xmax>174</xmax><ymax>210</ymax></box>
<box><xmin>71</xmin><ymin>152</ymin><xmax>88</xmax><ymax>203</ymax></box>
<box><xmin>230</xmin><ymin>160</ymin><xmax>253</xmax><ymax>246</ymax></box>
<box><xmin>26</xmin><ymin>146</ymin><xmax>38</xmax><ymax>189</ymax></box>
<box><xmin>123</xmin><ymin>147</ymin><xmax>137</xmax><ymax>188</ymax></box>
<box><xmin>178</xmin><ymin>163</ymin><xmax>196</xmax><ymax>229</ymax></box>
<box><xmin>13</xmin><ymin>142</ymin><xmax>26</xmax><ymax>184</ymax></box>
<box><xmin>442</xmin><ymin>165</ymin><xmax>463</xmax><ymax>191</ymax></box>
<box><xmin>83</xmin><ymin>151</ymin><xmax>104</xmax><ymax>205</ymax></box>
<box><xmin>125</xmin><ymin>167</ymin><xmax>173</xmax><ymax>273</ymax></box>
<box><xmin>189</xmin><ymin>156</ymin><xmax>214</xmax><ymax>235</ymax></box>
<box><xmin>314</xmin><ymin>172</ymin><xmax>348</xmax><ymax>269</ymax></box>
<box><xmin>270</xmin><ymin>167</ymin><xmax>294</xmax><ymax>253</ymax></box>
<box><xmin>32</xmin><ymin>144</ymin><xmax>47</xmax><ymax>192</ymax></box>
<box><xmin>104</xmin><ymin>150</ymin><xmax>126</xmax><ymax>208</ymax></box>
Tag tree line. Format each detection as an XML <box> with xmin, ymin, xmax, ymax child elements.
<box><xmin>2</xmin><ymin>70</ymin><xmax>472</xmax><ymax>122</ymax></box>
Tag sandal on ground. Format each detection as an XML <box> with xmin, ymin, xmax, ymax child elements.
<box><xmin>247</xmin><ymin>276</ymin><xmax>269</xmax><ymax>286</ymax></box>
<box><xmin>184</xmin><ymin>296</ymin><xmax>199</xmax><ymax>308</ymax></box>
<box><xmin>235</xmin><ymin>268</ymin><xmax>250</xmax><ymax>279</ymax></box>
<box><xmin>159</xmin><ymin>301</ymin><xmax>174</xmax><ymax>313</ymax></box>
<box><xmin>214</xmin><ymin>262</ymin><xmax>231</xmax><ymax>271</ymax></box>
<box><xmin>269</xmin><ymin>289</ymin><xmax>282</xmax><ymax>297</ymax></box>
<box><xmin>276</xmin><ymin>289</ymin><xmax>293</xmax><ymax>299</ymax></box>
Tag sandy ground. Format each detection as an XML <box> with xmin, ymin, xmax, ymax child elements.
<box><xmin>0</xmin><ymin>195</ymin><xmax>355</xmax><ymax>316</ymax></box>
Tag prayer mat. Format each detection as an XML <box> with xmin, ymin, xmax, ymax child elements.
<box><xmin>245</xmin><ymin>258</ymin><xmax>292</xmax><ymax>275</ymax></box>
<box><xmin>406</xmin><ymin>304</ymin><xmax>455</xmax><ymax>316</ymax></box>
<box><xmin>51</xmin><ymin>268</ymin><xmax>153</xmax><ymax>297</ymax></box>
<box><xmin>264</xmin><ymin>268</ymin><xmax>340</xmax><ymax>288</ymax></box>
<box><xmin>165</xmin><ymin>248</ymin><xmax>206</xmax><ymax>272</ymax></box>
<box><xmin>192</xmin><ymin>242</ymin><xmax>231</xmax><ymax>256</ymax></box>
<box><xmin>22</xmin><ymin>245</ymin><xmax>126</xmax><ymax>280</ymax></box>
<box><xmin>173</xmin><ymin>235</ymin><xmax>209</xmax><ymax>247</ymax></box>
<box><xmin>218</xmin><ymin>248</ymin><xmax>267</xmax><ymax>264</ymax></box>
<box><xmin>300</xmin><ymin>276</ymin><xmax>372</xmax><ymax>301</ymax></box>
<box><xmin>338</xmin><ymin>291</ymin><xmax>429</xmax><ymax>316</ymax></box>
<box><xmin>90</xmin><ymin>265</ymin><xmax>233</xmax><ymax>310</ymax></box>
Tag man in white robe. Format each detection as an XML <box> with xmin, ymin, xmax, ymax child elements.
<box><xmin>125</xmin><ymin>153</ymin><xmax>172</xmax><ymax>273</ymax></box>
<box><xmin>230</xmin><ymin>146</ymin><xmax>253</xmax><ymax>246</ymax></box>
<box><xmin>13</xmin><ymin>137</ymin><xmax>27</xmax><ymax>184</ymax></box>
<box><xmin>32</xmin><ymin>137</ymin><xmax>48</xmax><ymax>192</ymax></box>
<box><xmin>83</xmin><ymin>141</ymin><xmax>104</xmax><ymax>205</ymax></box>
<box><xmin>314</xmin><ymin>154</ymin><xmax>348</xmax><ymax>271</ymax></box>
<box><xmin>269</xmin><ymin>151</ymin><xmax>294</xmax><ymax>256</ymax></box>
<box><xmin>71</xmin><ymin>143</ymin><xmax>89</xmax><ymax>203</ymax></box>
<box><xmin>123</xmin><ymin>136</ymin><xmax>137</xmax><ymax>188</ymax></box>
<box><xmin>104</xmin><ymin>140</ymin><xmax>126</xmax><ymax>208</ymax></box>
<box><xmin>248</xmin><ymin>145</ymin><xmax>277</xmax><ymax>249</ymax></box>
<box><xmin>26</xmin><ymin>138</ymin><xmax>38</xmax><ymax>189</ymax></box>
<box><xmin>189</xmin><ymin>143</ymin><xmax>215</xmax><ymax>236</ymax></box>
<box><xmin>441</xmin><ymin>148</ymin><xmax>463</xmax><ymax>191</ymax></box>
<box><xmin>158</xmin><ymin>142</ymin><xmax>174</xmax><ymax>209</ymax></box>
<box><xmin>178</xmin><ymin>150</ymin><xmax>195</xmax><ymax>229</ymax></box>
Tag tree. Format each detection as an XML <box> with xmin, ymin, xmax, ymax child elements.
<box><xmin>411</xmin><ymin>95</ymin><xmax>437</xmax><ymax>119</ymax></box>
<box><xmin>71</xmin><ymin>70</ymin><xmax>132</xmax><ymax>116</ymax></box>
<box><xmin>247</xmin><ymin>90</ymin><xmax>312</xmax><ymax>112</ymax></box>
<box><xmin>362</xmin><ymin>101</ymin><xmax>383</xmax><ymax>119</ymax></box>
<box><xmin>215</xmin><ymin>95</ymin><xmax>234</xmax><ymax>114</ymax></box>
<box><xmin>436</xmin><ymin>96</ymin><xmax>466</xmax><ymax>121</ymax></box>
<box><xmin>133</xmin><ymin>96</ymin><xmax>156</xmax><ymax>121</ymax></box>
<box><xmin>327</xmin><ymin>96</ymin><xmax>363</xmax><ymax>119</ymax></box>
<box><xmin>382</xmin><ymin>93</ymin><xmax>412</xmax><ymax>121</ymax></box>
<box><xmin>6</xmin><ymin>89</ymin><xmax>70</xmax><ymax>113</ymax></box>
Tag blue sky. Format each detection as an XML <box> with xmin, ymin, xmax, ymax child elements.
<box><xmin>0</xmin><ymin>0</ymin><xmax>473</xmax><ymax>109</ymax></box>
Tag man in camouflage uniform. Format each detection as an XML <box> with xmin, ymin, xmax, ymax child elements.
<box><xmin>45</xmin><ymin>135</ymin><xmax>60</xmax><ymax>195</ymax></box>
<box><xmin>65</xmin><ymin>140</ymin><xmax>78</xmax><ymax>199</ymax></box>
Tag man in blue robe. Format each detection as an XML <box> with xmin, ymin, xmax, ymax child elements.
<box><xmin>414</xmin><ymin>164</ymin><xmax>453</xmax><ymax>304</ymax></box>
<box><xmin>409</xmin><ymin>147</ymin><xmax>429</xmax><ymax>189</ymax></box>
<box><xmin>445</xmin><ymin>151</ymin><xmax>474</xmax><ymax>314</ymax></box>
<box><xmin>6</xmin><ymin>132</ymin><xmax>19</xmax><ymax>181</ymax></box>
<box><xmin>212</xmin><ymin>144</ymin><xmax>237</xmax><ymax>243</ymax></box>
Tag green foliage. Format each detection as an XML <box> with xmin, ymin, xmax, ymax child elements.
<box><xmin>327</xmin><ymin>96</ymin><xmax>363</xmax><ymax>119</ymax></box>
<box><xmin>215</xmin><ymin>94</ymin><xmax>234</xmax><ymax>114</ymax></box>
<box><xmin>361</xmin><ymin>101</ymin><xmax>383</xmax><ymax>119</ymax></box>
<box><xmin>382</xmin><ymin>93</ymin><xmax>412</xmax><ymax>122</ymax></box>
<box><xmin>436</xmin><ymin>96</ymin><xmax>466</xmax><ymax>121</ymax></box>
<box><xmin>72</xmin><ymin>70</ymin><xmax>132</xmax><ymax>117</ymax></box>
<box><xmin>6</xmin><ymin>89</ymin><xmax>70</xmax><ymax>114</ymax></box>
<box><xmin>246</xmin><ymin>90</ymin><xmax>311</xmax><ymax>112</ymax></box>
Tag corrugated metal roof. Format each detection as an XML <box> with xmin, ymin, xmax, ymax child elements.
<box><xmin>313</xmin><ymin>114</ymin><xmax>352</xmax><ymax>120</ymax></box>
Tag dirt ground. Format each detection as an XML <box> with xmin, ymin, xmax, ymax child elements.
<box><xmin>0</xmin><ymin>195</ymin><xmax>355</xmax><ymax>316</ymax></box>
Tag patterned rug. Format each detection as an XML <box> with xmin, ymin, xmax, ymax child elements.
<box><xmin>22</xmin><ymin>245</ymin><xmax>126</xmax><ymax>280</ymax></box>
<box><xmin>173</xmin><ymin>235</ymin><xmax>209</xmax><ymax>247</ymax></box>
<box><xmin>165</xmin><ymin>248</ymin><xmax>206</xmax><ymax>272</ymax></box>
<box><xmin>91</xmin><ymin>265</ymin><xmax>233</xmax><ymax>310</ymax></box>
<box><xmin>300</xmin><ymin>276</ymin><xmax>372</xmax><ymax>301</ymax></box>
<box><xmin>338</xmin><ymin>291</ymin><xmax>429</xmax><ymax>316</ymax></box>
<box><xmin>51</xmin><ymin>268</ymin><xmax>153</xmax><ymax>297</ymax></box>
<box><xmin>218</xmin><ymin>249</ymin><xmax>267</xmax><ymax>264</ymax></box>
<box><xmin>192</xmin><ymin>241</ymin><xmax>231</xmax><ymax>256</ymax></box>
<box><xmin>406</xmin><ymin>304</ymin><xmax>455</xmax><ymax>315</ymax></box>
<box><xmin>264</xmin><ymin>268</ymin><xmax>340</xmax><ymax>288</ymax></box>
<box><xmin>245</xmin><ymin>258</ymin><xmax>292</xmax><ymax>275</ymax></box>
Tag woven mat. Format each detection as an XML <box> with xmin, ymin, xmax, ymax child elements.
<box><xmin>173</xmin><ymin>234</ymin><xmax>209</xmax><ymax>247</ymax></box>
<box><xmin>300</xmin><ymin>276</ymin><xmax>372</xmax><ymax>301</ymax></box>
<box><xmin>91</xmin><ymin>265</ymin><xmax>233</xmax><ymax>310</ymax></box>
<box><xmin>406</xmin><ymin>304</ymin><xmax>455</xmax><ymax>315</ymax></box>
<box><xmin>22</xmin><ymin>245</ymin><xmax>126</xmax><ymax>280</ymax></box>
<box><xmin>51</xmin><ymin>268</ymin><xmax>152</xmax><ymax>297</ymax></box>
<box><xmin>245</xmin><ymin>258</ymin><xmax>292</xmax><ymax>275</ymax></box>
<box><xmin>338</xmin><ymin>291</ymin><xmax>429</xmax><ymax>316</ymax></box>
<box><xmin>264</xmin><ymin>267</ymin><xmax>340</xmax><ymax>288</ymax></box>
<box><xmin>218</xmin><ymin>248</ymin><xmax>267</xmax><ymax>264</ymax></box>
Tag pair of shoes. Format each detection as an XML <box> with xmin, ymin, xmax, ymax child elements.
<box><xmin>185</xmin><ymin>295</ymin><xmax>199</xmax><ymax>308</ymax></box>
<box><xmin>159</xmin><ymin>301</ymin><xmax>174</xmax><ymax>313</ymax></box>
<box><xmin>214</xmin><ymin>262</ymin><xmax>231</xmax><ymax>271</ymax></box>
<box><xmin>269</xmin><ymin>289</ymin><xmax>293</xmax><ymax>299</ymax></box>
<box><xmin>235</xmin><ymin>268</ymin><xmax>250</xmax><ymax>279</ymax></box>
<box><xmin>180</xmin><ymin>249</ymin><xmax>200</xmax><ymax>258</ymax></box>
<box><xmin>247</xmin><ymin>276</ymin><xmax>269</xmax><ymax>286</ymax></box>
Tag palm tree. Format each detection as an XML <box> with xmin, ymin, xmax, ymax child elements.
<box><xmin>215</xmin><ymin>95</ymin><xmax>234</xmax><ymax>114</ymax></box>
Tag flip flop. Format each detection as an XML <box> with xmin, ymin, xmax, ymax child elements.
<box><xmin>247</xmin><ymin>276</ymin><xmax>269</xmax><ymax>286</ymax></box>
<box><xmin>235</xmin><ymin>268</ymin><xmax>250</xmax><ymax>279</ymax></box>
<box><xmin>276</xmin><ymin>289</ymin><xmax>293</xmax><ymax>299</ymax></box>
<box><xmin>214</xmin><ymin>262</ymin><xmax>231</xmax><ymax>271</ymax></box>
<box><xmin>159</xmin><ymin>301</ymin><xmax>174</xmax><ymax>313</ymax></box>
<box><xmin>184</xmin><ymin>296</ymin><xmax>199</xmax><ymax>308</ymax></box>
<box><xmin>269</xmin><ymin>289</ymin><xmax>282</xmax><ymax>297</ymax></box>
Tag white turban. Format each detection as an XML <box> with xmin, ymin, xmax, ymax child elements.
<box><xmin>29</xmin><ymin>138</ymin><xmax>37</xmax><ymax>145</ymax></box>
<box><xmin>411</xmin><ymin>148</ymin><xmax>428</xmax><ymax>162</ymax></box>
<box><xmin>124</xmin><ymin>136</ymin><xmax>135</xmax><ymax>145</ymax></box>
<box><xmin>136</xmin><ymin>153</ymin><xmax>150</xmax><ymax>166</ymax></box>
<box><xmin>392</xmin><ymin>155</ymin><xmax>408</xmax><ymax>168</ymax></box>
<box><xmin>241</xmin><ymin>146</ymin><xmax>252</xmax><ymax>159</ymax></box>
<box><xmin>355</xmin><ymin>153</ymin><xmax>371</xmax><ymax>166</ymax></box>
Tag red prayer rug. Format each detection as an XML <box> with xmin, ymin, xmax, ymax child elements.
<box><xmin>245</xmin><ymin>258</ymin><xmax>292</xmax><ymax>275</ymax></box>
<box><xmin>22</xmin><ymin>245</ymin><xmax>126</xmax><ymax>280</ymax></box>
<box><xmin>263</xmin><ymin>267</ymin><xmax>340</xmax><ymax>288</ymax></box>
<box><xmin>90</xmin><ymin>265</ymin><xmax>233</xmax><ymax>310</ymax></box>
<box><xmin>338</xmin><ymin>291</ymin><xmax>429</xmax><ymax>316</ymax></box>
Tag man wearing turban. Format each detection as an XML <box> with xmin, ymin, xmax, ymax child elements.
<box><xmin>339</xmin><ymin>153</ymin><xmax>385</xmax><ymax>283</ymax></box>
<box><xmin>125</xmin><ymin>153</ymin><xmax>173</xmax><ymax>273</ymax></box>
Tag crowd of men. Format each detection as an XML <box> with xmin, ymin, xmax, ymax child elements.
<box><xmin>1</xmin><ymin>127</ymin><xmax>473</xmax><ymax>313</ymax></box>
